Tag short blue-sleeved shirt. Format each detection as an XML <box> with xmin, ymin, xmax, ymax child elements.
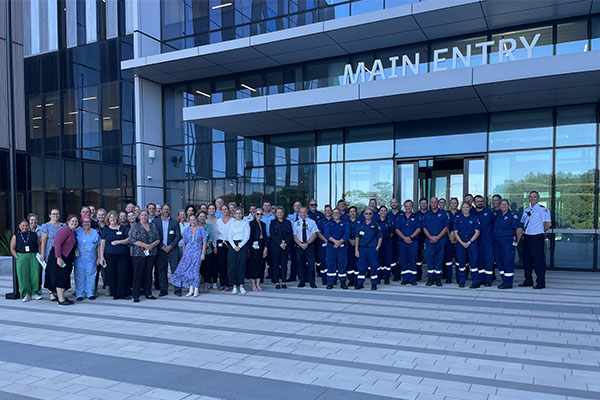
<box><xmin>473</xmin><ymin>207</ymin><xmax>494</xmax><ymax>238</ymax></box>
<box><xmin>395</xmin><ymin>213</ymin><xmax>421</xmax><ymax>237</ymax></box>
<box><xmin>324</xmin><ymin>219</ymin><xmax>350</xmax><ymax>242</ymax></box>
<box><xmin>356</xmin><ymin>221</ymin><xmax>382</xmax><ymax>248</ymax></box>
<box><xmin>494</xmin><ymin>210</ymin><xmax>521</xmax><ymax>238</ymax></box>
<box><xmin>375</xmin><ymin>217</ymin><xmax>394</xmax><ymax>241</ymax></box>
<box><xmin>453</xmin><ymin>214</ymin><xmax>480</xmax><ymax>241</ymax></box>
<box><xmin>422</xmin><ymin>209</ymin><xmax>450</xmax><ymax>243</ymax></box>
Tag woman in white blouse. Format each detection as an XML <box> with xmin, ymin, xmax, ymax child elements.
<box><xmin>214</xmin><ymin>205</ymin><xmax>232</xmax><ymax>291</ymax></box>
<box><xmin>227</xmin><ymin>208</ymin><xmax>250</xmax><ymax>294</ymax></box>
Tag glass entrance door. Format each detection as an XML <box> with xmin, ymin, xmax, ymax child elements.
<box><xmin>395</xmin><ymin>161</ymin><xmax>418</xmax><ymax>204</ymax></box>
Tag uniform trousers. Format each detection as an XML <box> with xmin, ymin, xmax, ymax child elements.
<box><xmin>314</xmin><ymin>239</ymin><xmax>325</xmax><ymax>278</ymax></box>
<box><xmin>494</xmin><ymin>236</ymin><xmax>516</xmax><ymax>287</ymax></box>
<box><xmin>398</xmin><ymin>240</ymin><xmax>418</xmax><ymax>283</ymax></box>
<box><xmin>416</xmin><ymin>233</ymin><xmax>426</xmax><ymax>280</ymax></box>
<box><xmin>456</xmin><ymin>243</ymin><xmax>478</xmax><ymax>284</ymax></box>
<box><xmin>132</xmin><ymin>255</ymin><xmax>155</xmax><ymax>299</ymax></box>
<box><xmin>296</xmin><ymin>243</ymin><xmax>316</xmax><ymax>285</ymax></box>
<box><xmin>105</xmin><ymin>253</ymin><xmax>130</xmax><ymax>299</ymax></box>
<box><xmin>443</xmin><ymin>241</ymin><xmax>456</xmax><ymax>280</ymax></box>
<box><xmin>425</xmin><ymin>240</ymin><xmax>445</xmax><ymax>278</ymax></box>
<box><xmin>317</xmin><ymin>242</ymin><xmax>328</xmax><ymax>283</ymax></box>
<box><xmin>326</xmin><ymin>243</ymin><xmax>348</xmax><ymax>285</ymax></box>
<box><xmin>288</xmin><ymin>244</ymin><xmax>297</xmax><ymax>281</ymax></box>
<box><xmin>357</xmin><ymin>247</ymin><xmax>379</xmax><ymax>285</ymax></box>
<box><xmin>476</xmin><ymin>237</ymin><xmax>495</xmax><ymax>284</ymax></box>
<box><xmin>271</xmin><ymin>248</ymin><xmax>289</xmax><ymax>283</ymax></box>
<box><xmin>377</xmin><ymin>239</ymin><xmax>393</xmax><ymax>279</ymax></box>
<box><xmin>522</xmin><ymin>234</ymin><xmax>546</xmax><ymax>287</ymax></box>
<box><xmin>391</xmin><ymin>236</ymin><xmax>400</xmax><ymax>278</ymax></box>
<box><xmin>346</xmin><ymin>243</ymin><xmax>358</xmax><ymax>283</ymax></box>
<box><xmin>227</xmin><ymin>243</ymin><xmax>249</xmax><ymax>286</ymax></box>
<box><xmin>75</xmin><ymin>261</ymin><xmax>97</xmax><ymax>298</ymax></box>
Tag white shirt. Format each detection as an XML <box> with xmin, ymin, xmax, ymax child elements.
<box><xmin>292</xmin><ymin>218</ymin><xmax>319</xmax><ymax>243</ymax></box>
<box><xmin>521</xmin><ymin>203</ymin><xmax>551</xmax><ymax>235</ymax></box>
<box><xmin>214</xmin><ymin>218</ymin><xmax>230</xmax><ymax>242</ymax></box>
<box><xmin>243</xmin><ymin>214</ymin><xmax>254</xmax><ymax>222</ymax></box>
<box><xmin>227</xmin><ymin>219</ymin><xmax>250</xmax><ymax>248</ymax></box>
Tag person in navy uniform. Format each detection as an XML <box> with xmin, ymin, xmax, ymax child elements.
<box><xmin>269</xmin><ymin>207</ymin><xmax>293</xmax><ymax>289</ymax></box>
<box><xmin>358</xmin><ymin>198</ymin><xmax>378</xmax><ymax>223</ymax></box>
<box><xmin>519</xmin><ymin>191</ymin><xmax>551</xmax><ymax>289</ymax></box>
<box><xmin>355</xmin><ymin>208</ymin><xmax>382</xmax><ymax>290</ymax></box>
<box><xmin>494</xmin><ymin>199</ymin><xmax>522</xmax><ymax>289</ymax></box>
<box><xmin>292</xmin><ymin>207</ymin><xmax>319</xmax><ymax>289</ymax></box>
<box><xmin>337</xmin><ymin>199</ymin><xmax>351</xmax><ymax>223</ymax></box>
<box><xmin>473</xmin><ymin>195</ymin><xmax>495</xmax><ymax>287</ymax></box>
<box><xmin>454</xmin><ymin>202</ymin><xmax>480</xmax><ymax>288</ymax></box>
<box><xmin>438</xmin><ymin>198</ymin><xmax>446</xmax><ymax>211</ymax></box>
<box><xmin>287</xmin><ymin>201</ymin><xmax>302</xmax><ymax>282</ymax></box>
<box><xmin>324</xmin><ymin>208</ymin><xmax>350</xmax><ymax>289</ymax></box>
<box><xmin>422</xmin><ymin>197</ymin><xmax>450</xmax><ymax>287</ymax></box>
<box><xmin>395</xmin><ymin>200</ymin><xmax>421</xmax><ymax>285</ymax></box>
<box><xmin>346</xmin><ymin>206</ymin><xmax>359</xmax><ymax>287</ymax></box>
<box><xmin>387</xmin><ymin>198</ymin><xmax>403</xmax><ymax>281</ymax></box>
<box><xmin>307</xmin><ymin>199</ymin><xmax>324</xmax><ymax>277</ymax></box>
<box><xmin>375</xmin><ymin>205</ymin><xmax>394</xmax><ymax>285</ymax></box>
<box><xmin>491</xmin><ymin>194</ymin><xmax>503</xmax><ymax>280</ymax></box>
<box><xmin>316</xmin><ymin>205</ymin><xmax>333</xmax><ymax>285</ymax></box>
<box><xmin>415</xmin><ymin>198</ymin><xmax>428</xmax><ymax>280</ymax></box>
<box><xmin>443</xmin><ymin>198</ymin><xmax>459</xmax><ymax>283</ymax></box>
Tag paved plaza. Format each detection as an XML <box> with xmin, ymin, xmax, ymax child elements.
<box><xmin>0</xmin><ymin>271</ymin><xmax>598</xmax><ymax>400</ymax></box>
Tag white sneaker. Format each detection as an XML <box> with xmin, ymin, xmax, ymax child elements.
<box><xmin>22</xmin><ymin>295</ymin><xmax>31</xmax><ymax>302</ymax></box>
<box><xmin>239</xmin><ymin>286</ymin><xmax>246</xmax><ymax>295</ymax></box>
<box><xmin>232</xmin><ymin>287</ymin><xmax>238</xmax><ymax>295</ymax></box>
<box><xmin>32</xmin><ymin>293</ymin><xmax>42</xmax><ymax>300</ymax></box>
<box><xmin>212</xmin><ymin>283</ymin><xmax>218</xmax><ymax>289</ymax></box>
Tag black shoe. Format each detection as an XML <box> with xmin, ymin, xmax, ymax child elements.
<box><xmin>340</xmin><ymin>282</ymin><xmax>348</xmax><ymax>290</ymax></box>
<box><xmin>459</xmin><ymin>282</ymin><xmax>465</xmax><ymax>288</ymax></box>
<box><xmin>88</xmin><ymin>296</ymin><xmax>96</xmax><ymax>300</ymax></box>
<box><xmin>146</xmin><ymin>295</ymin><xmax>157</xmax><ymax>300</ymax></box>
<box><xmin>425</xmin><ymin>277</ymin><xmax>434</xmax><ymax>286</ymax></box>
<box><xmin>498</xmin><ymin>284</ymin><xmax>512</xmax><ymax>289</ymax></box>
<box><xmin>470</xmin><ymin>283</ymin><xmax>480</xmax><ymax>289</ymax></box>
<box><xmin>435</xmin><ymin>278</ymin><xmax>443</xmax><ymax>287</ymax></box>
<box><xmin>401</xmin><ymin>281</ymin><xmax>408</xmax><ymax>285</ymax></box>
<box><xmin>484</xmin><ymin>282</ymin><xmax>492</xmax><ymax>287</ymax></box>
<box><xmin>445</xmin><ymin>279</ymin><xmax>452</xmax><ymax>284</ymax></box>
<box><xmin>355</xmin><ymin>284</ymin><xmax>364</xmax><ymax>290</ymax></box>
<box><xmin>533</xmin><ymin>284</ymin><xmax>545</xmax><ymax>289</ymax></box>
<box><xmin>409</xmin><ymin>281</ymin><xmax>417</xmax><ymax>286</ymax></box>
<box><xmin>133</xmin><ymin>298</ymin><xmax>140</xmax><ymax>303</ymax></box>
<box><xmin>371</xmin><ymin>284</ymin><xmax>377</xmax><ymax>290</ymax></box>
<box><xmin>175</xmin><ymin>291</ymin><xmax>182</xmax><ymax>297</ymax></box>
<box><xmin>58</xmin><ymin>299</ymin><xmax>74</xmax><ymax>306</ymax></box>
<box><xmin>326</xmin><ymin>284</ymin><xmax>333</xmax><ymax>290</ymax></box>
<box><xmin>281</xmin><ymin>283</ymin><xmax>287</xmax><ymax>289</ymax></box>
<box><xmin>321</xmin><ymin>281</ymin><xmax>327</xmax><ymax>286</ymax></box>
<box><xmin>123</xmin><ymin>296</ymin><xmax>132</xmax><ymax>300</ymax></box>
<box><xmin>275</xmin><ymin>284</ymin><xmax>282</xmax><ymax>289</ymax></box>
<box><xmin>518</xmin><ymin>281</ymin><xmax>533</xmax><ymax>287</ymax></box>
<box><xmin>76</xmin><ymin>297</ymin><xmax>84</xmax><ymax>301</ymax></box>
<box><xmin>310</xmin><ymin>283</ymin><xmax>317</xmax><ymax>288</ymax></box>
<box><xmin>297</xmin><ymin>282</ymin><xmax>305</xmax><ymax>288</ymax></box>
<box><xmin>384</xmin><ymin>277</ymin><xmax>390</xmax><ymax>285</ymax></box>
<box><xmin>347</xmin><ymin>281</ymin><xmax>355</xmax><ymax>287</ymax></box>
<box><xmin>113</xmin><ymin>297</ymin><xmax>121</xmax><ymax>300</ymax></box>
<box><xmin>159</xmin><ymin>291</ymin><xmax>168</xmax><ymax>297</ymax></box>
<box><xmin>392</xmin><ymin>276</ymin><xmax>401</xmax><ymax>282</ymax></box>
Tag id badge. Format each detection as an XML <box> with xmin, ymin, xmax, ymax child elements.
<box><xmin>169</xmin><ymin>230</ymin><xmax>175</xmax><ymax>235</ymax></box>
<box><xmin>340</xmin><ymin>244</ymin><xmax>344</xmax><ymax>248</ymax></box>
<box><xmin>75</xmin><ymin>249</ymin><xmax>80</xmax><ymax>257</ymax></box>
<box><xmin>218</xmin><ymin>242</ymin><xmax>223</xmax><ymax>247</ymax></box>
<box><xmin>252</xmin><ymin>241</ymin><xmax>260</xmax><ymax>250</ymax></box>
<box><xmin>116</xmin><ymin>231</ymin><xmax>123</xmax><ymax>236</ymax></box>
<box><xmin>25</xmin><ymin>246</ymin><xmax>30</xmax><ymax>252</ymax></box>
<box><xmin>81</xmin><ymin>248</ymin><xmax>88</xmax><ymax>252</ymax></box>
<box><xmin>322</xmin><ymin>243</ymin><xmax>327</xmax><ymax>247</ymax></box>
<box><xmin>359</xmin><ymin>231</ymin><xmax>365</xmax><ymax>236</ymax></box>
<box><xmin>143</xmin><ymin>249</ymin><xmax>150</xmax><ymax>257</ymax></box>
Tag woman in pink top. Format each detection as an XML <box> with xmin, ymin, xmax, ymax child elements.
<box><xmin>47</xmin><ymin>215</ymin><xmax>79</xmax><ymax>305</ymax></box>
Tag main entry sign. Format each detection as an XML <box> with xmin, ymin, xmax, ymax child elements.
<box><xmin>343</xmin><ymin>34</ymin><xmax>542</xmax><ymax>85</ymax></box>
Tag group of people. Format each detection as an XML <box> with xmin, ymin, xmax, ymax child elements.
<box><xmin>9</xmin><ymin>190</ymin><xmax>550</xmax><ymax>304</ymax></box>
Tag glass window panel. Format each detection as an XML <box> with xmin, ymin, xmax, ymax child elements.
<box><xmin>489</xmin><ymin>109</ymin><xmax>553</xmax><ymax>150</ymax></box>
<box><xmin>351</xmin><ymin>0</ymin><xmax>383</xmax><ymax>15</ymax></box>
<box><xmin>65</xmin><ymin>190</ymin><xmax>82</xmax><ymax>216</ymax></box>
<box><xmin>333</xmin><ymin>162</ymin><xmax>344</xmax><ymax>206</ymax></box>
<box><xmin>283</xmin><ymin>65</ymin><xmax>302</xmax><ymax>93</ymax></box>
<box><xmin>304</xmin><ymin>57</ymin><xmax>348</xmax><ymax>89</ymax></box>
<box><xmin>344</xmin><ymin>160</ymin><xmax>393</xmax><ymax>210</ymax></box>
<box><xmin>266</xmin><ymin>70</ymin><xmax>284</xmax><ymax>95</ymax></box>
<box><xmin>244</xmin><ymin>168</ymin><xmax>264</xmax><ymax>206</ymax></box>
<box><xmin>81</xmin><ymin>111</ymin><xmax>100</xmax><ymax>148</ymax></box>
<box><xmin>84</xmin><ymin>163</ymin><xmax>101</xmax><ymax>188</ymax></box>
<box><xmin>28</xmin><ymin>95</ymin><xmax>43</xmax><ymax>154</ymax></box>
<box><xmin>166</xmin><ymin>146</ymin><xmax>187</xmax><ymax>181</ymax></box>
<box><xmin>345</xmin><ymin>125</ymin><xmax>393</xmax><ymax>160</ymax></box>
<box><xmin>45</xmin><ymin>158</ymin><xmax>63</xmax><ymax>191</ymax></box>
<box><xmin>266</xmin><ymin>133</ymin><xmax>315</xmax><ymax>165</ymax></box>
<box><xmin>395</xmin><ymin>162</ymin><xmax>416</xmax><ymax>204</ymax></box>
<box><xmin>212</xmin><ymin>78</ymin><xmax>236</xmax><ymax>103</ymax></box>
<box><xmin>386</xmin><ymin>0</ymin><xmax>418</xmax><ymax>7</ymax></box>
<box><xmin>102</xmin><ymin>83</ymin><xmax>121</xmax><ymax>147</ymax></box>
<box><xmin>378</xmin><ymin>43</ymin><xmax>428</xmax><ymax>78</ymax></box>
<box><xmin>238</xmin><ymin>73</ymin><xmax>265</xmax><ymax>98</ymax></box>
<box><xmin>491</xmin><ymin>26</ymin><xmax>553</xmax><ymax>64</ymax></box>
<box><xmin>65</xmin><ymin>160</ymin><xmax>82</xmax><ymax>189</ymax></box>
<box><xmin>272</xmin><ymin>164</ymin><xmax>314</xmax><ymax>212</ymax></box>
<box><xmin>104</xmin><ymin>188</ymin><xmax>121</xmax><ymax>212</ymax></box>
<box><xmin>555</xmin><ymin>147</ymin><xmax>595</xmax><ymax>229</ymax></box>
<box><xmin>316</xmin><ymin>163</ymin><xmax>330</xmax><ymax>208</ymax></box>
<box><xmin>317</xmin><ymin>129</ymin><xmax>343</xmax><ymax>162</ymax></box>
<box><xmin>556</xmin><ymin>105</ymin><xmax>597</xmax><ymax>146</ymax></box>
<box><xmin>85</xmin><ymin>189</ymin><xmax>102</xmax><ymax>208</ymax></box>
<box><xmin>430</xmin><ymin>35</ymin><xmax>487</xmax><ymax>71</ymax></box>
<box><xmin>467</xmin><ymin>159</ymin><xmax>485</xmax><ymax>197</ymax></box>
<box><xmin>592</xmin><ymin>16</ymin><xmax>600</xmax><ymax>51</ymax></box>
<box><xmin>44</xmin><ymin>93</ymin><xmax>60</xmax><ymax>155</ymax></box>
<box><xmin>30</xmin><ymin>157</ymin><xmax>44</xmax><ymax>191</ymax></box>
<box><xmin>554</xmin><ymin>233</ymin><xmax>594</xmax><ymax>269</ymax></box>
<box><xmin>556</xmin><ymin>20</ymin><xmax>589</xmax><ymax>55</ymax></box>
<box><xmin>488</xmin><ymin>150</ymin><xmax>552</xmax><ymax>215</ymax></box>
<box><xmin>62</xmin><ymin>89</ymin><xmax>78</xmax><ymax>158</ymax></box>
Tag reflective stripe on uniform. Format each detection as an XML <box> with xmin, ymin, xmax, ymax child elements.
<box><xmin>458</xmin><ymin>267</ymin><xmax>466</xmax><ymax>271</ymax></box>
<box><xmin>357</xmin><ymin>275</ymin><xmax>366</xmax><ymax>279</ymax></box>
<box><xmin>326</xmin><ymin>273</ymin><xmax>337</xmax><ymax>276</ymax></box>
<box><xmin>504</xmin><ymin>273</ymin><xmax>514</xmax><ymax>277</ymax></box>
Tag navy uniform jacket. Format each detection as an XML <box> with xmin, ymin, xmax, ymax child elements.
<box><xmin>375</xmin><ymin>217</ymin><xmax>394</xmax><ymax>242</ymax></box>
<box><xmin>494</xmin><ymin>211</ymin><xmax>521</xmax><ymax>238</ymax></box>
<box><xmin>453</xmin><ymin>214</ymin><xmax>480</xmax><ymax>241</ymax></box>
<box><xmin>356</xmin><ymin>221</ymin><xmax>382</xmax><ymax>248</ymax></box>
<box><xmin>473</xmin><ymin>207</ymin><xmax>494</xmax><ymax>238</ymax></box>
<box><xmin>395</xmin><ymin>213</ymin><xmax>422</xmax><ymax>238</ymax></box>
<box><xmin>422</xmin><ymin>209</ymin><xmax>450</xmax><ymax>243</ymax></box>
<box><xmin>269</xmin><ymin>218</ymin><xmax>293</xmax><ymax>251</ymax></box>
<box><xmin>387</xmin><ymin>210</ymin><xmax>403</xmax><ymax>228</ymax></box>
<box><xmin>324</xmin><ymin>220</ymin><xmax>350</xmax><ymax>242</ymax></box>
<box><xmin>307</xmin><ymin>210</ymin><xmax>325</xmax><ymax>225</ymax></box>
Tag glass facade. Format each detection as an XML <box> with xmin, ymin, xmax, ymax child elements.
<box><xmin>160</xmin><ymin>0</ymin><xmax>419</xmax><ymax>52</ymax></box>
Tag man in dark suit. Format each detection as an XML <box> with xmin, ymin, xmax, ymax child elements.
<box><xmin>153</xmin><ymin>204</ymin><xmax>181</xmax><ymax>296</ymax></box>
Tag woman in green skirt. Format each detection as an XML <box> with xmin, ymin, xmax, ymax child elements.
<box><xmin>10</xmin><ymin>219</ymin><xmax>42</xmax><ymax>302</ymax></box>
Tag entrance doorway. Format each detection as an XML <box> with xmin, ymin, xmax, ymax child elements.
<box><xmin>395</xmin><ymin>157</ymin><xmax>485</xmax><ymax>205</ymax></box>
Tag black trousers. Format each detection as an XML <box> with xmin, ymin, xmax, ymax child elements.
<box><xmin>105</xmin><ymin>253</ymin><xmax>130</xmax><ymax>299</ymax></box>
<box><xmin>523</xmin><ymin>234</ymin><xmax>546</xmax><ymax>286</ymax></box>
<box><xmin>271</xmin><ymin>248</ymin><xmax>289</xmax><ymax>283</ymax></box>
<box><xmin>288</xmin><ymin>244</ymin><xmax>297</xmax><ymax>281</ymax></box>
<box><xmin>201</xmin><ymin>252</ymin><xmax>218</xmax><ymax>284</ymax></box>
<box><xmin>227</xmin><ymin>243</ymin><xmax>249</xmax><ymax>286</ymax></box>
<box><xmin>217</xmin><ymin>240</ymin><xmax>229</xmax><ymax>287</ymax></box>
<box><xmin>132</xmin><ymin>255</ymin><xmax>155</xmax><ymax>299</ymax></box>
<box><xmin>247</xmin><ymin>246</ymin><xmax>265</xmax><ymax>280</ymax></box>
<box><xmin>296</xmin><ymin>244</ymin><xmax>316</xmax><ymax>284</ymax></box>
<box><xmin>156</xmin><ymin>247</ymin><xmax>180</xmax><ymax>293</ymax></box>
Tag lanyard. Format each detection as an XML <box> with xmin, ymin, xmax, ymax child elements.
<box><xmin>19</xmin><ymin>231</ymin><xmax>30</xmax><ymax>246</ymax></box>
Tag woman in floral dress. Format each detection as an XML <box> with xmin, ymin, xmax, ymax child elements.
<box><xmin>169</xmin><ymin>214</ymin><xmax>207</xmax><ymax>297</ymax></box>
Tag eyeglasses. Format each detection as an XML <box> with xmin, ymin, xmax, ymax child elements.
<box><xmin>310</xmin><ymin>204</ymin><xmax>317</xmax><ymax>206</ymax></box>
<box><xmin>256</xmin><ymin>213</ymin><xmax>263</xmax><ymax>216</ymax></box>
<box><xmin>364</xmin><ymin>212</ymin><xmax>373</xmax><ymax>215</ymax></box>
